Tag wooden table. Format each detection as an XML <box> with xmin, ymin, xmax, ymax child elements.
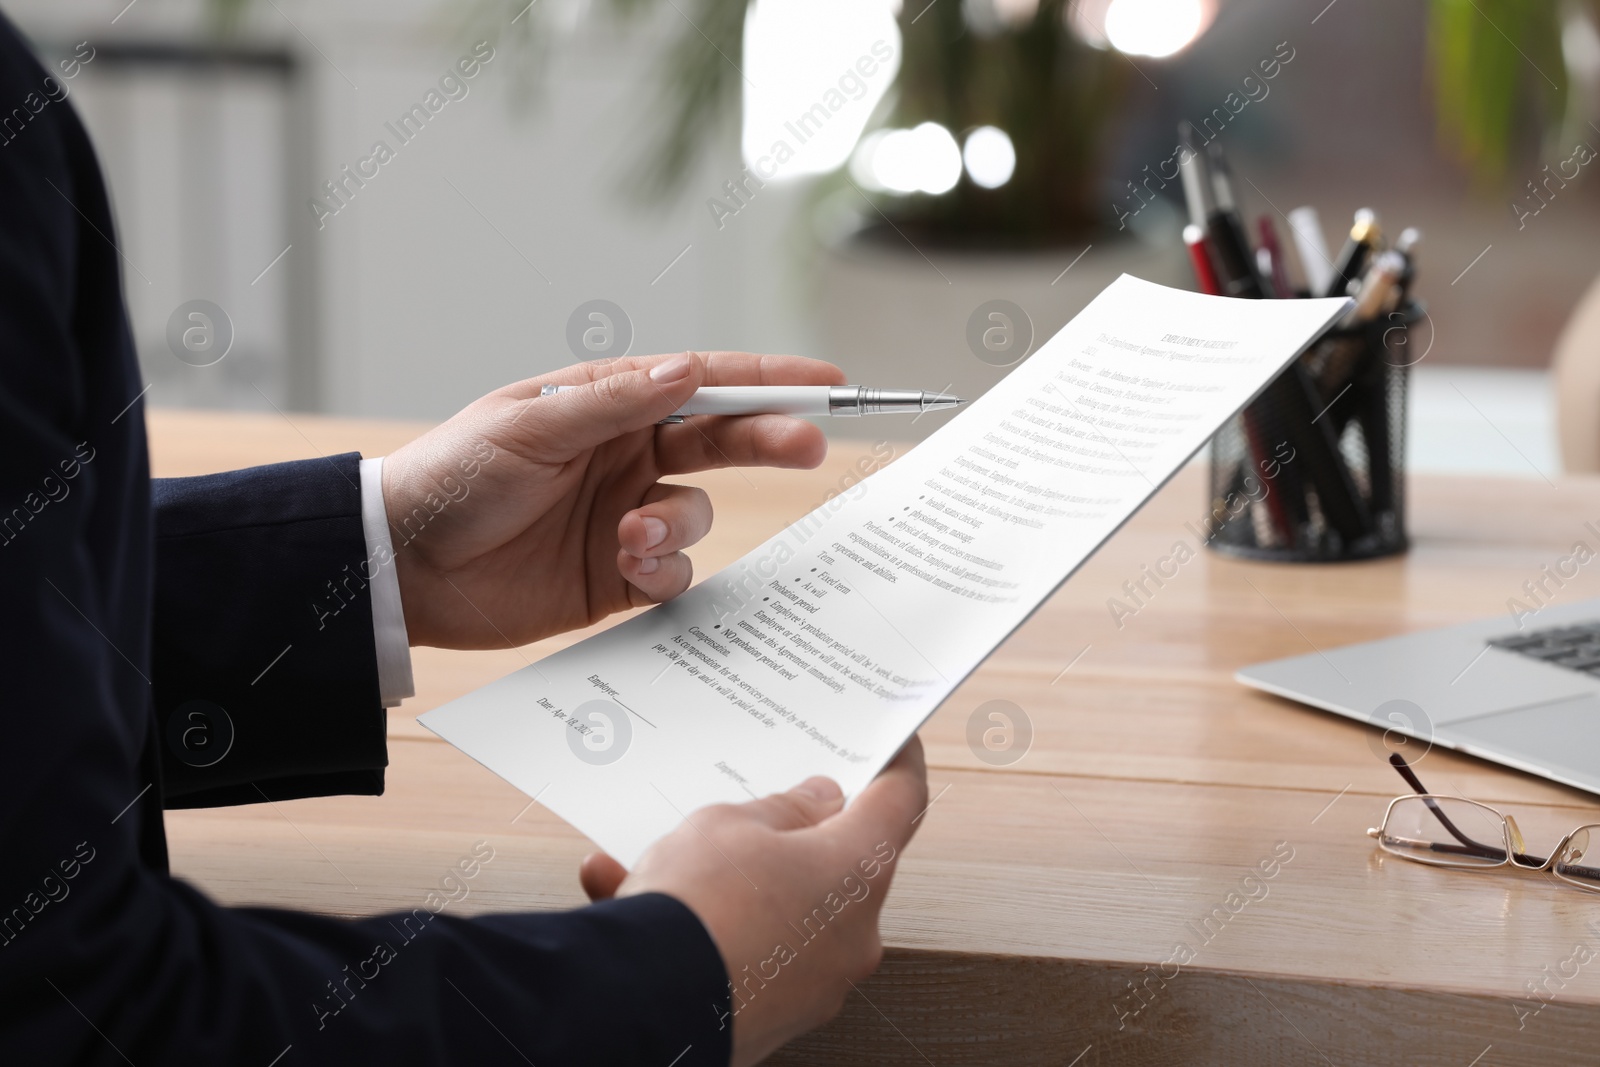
<box><xmin>152</xmin><ymin>408</ymin><xmax>1600</xmax><ymax>1066</ymax></box>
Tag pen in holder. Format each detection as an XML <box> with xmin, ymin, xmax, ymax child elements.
<box><xmin>1206</xmin><ymin>302</ymin><xmax>1419</xmax><ymax>562</ymax></box>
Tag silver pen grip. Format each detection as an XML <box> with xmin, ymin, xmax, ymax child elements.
<box><xmin>830</xmin><ymin>387</ymin><xmax>944</xmax><ymax>415</ymax></box>
<box><xmin>828</xmin><ymin>386</ymin><xmax>864</xmax><ymax>416</ymax></box>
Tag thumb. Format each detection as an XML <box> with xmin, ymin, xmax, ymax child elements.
<box><xmin>579</xmin><ymin>851</ymin><xmax>629</xmax><ymax>901</ymax></box>
<box><xmin>831</xmin><ymin>735</ymin><xmax>927</xmax><ymax>856</ymax></box>
<box><xmin>738</xmin><ymin>776</ymin><xmax>845</xmax><ymax>831</ymax></box>
<box><xmin>533</xmin><ymin>353</ymin><xmax>702</xmax><ymax>454</ymax></box>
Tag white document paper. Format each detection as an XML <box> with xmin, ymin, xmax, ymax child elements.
<box><xmin>421</xmin><ymin>275</ymin><xmax>1351</xmax><ymax>865</ymax></box>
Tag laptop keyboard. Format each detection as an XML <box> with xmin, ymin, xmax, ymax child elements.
<box><xmin>1489</xmin><ymin>621</ymin><xmax>1600</xmax><ymax>674</ymax></box>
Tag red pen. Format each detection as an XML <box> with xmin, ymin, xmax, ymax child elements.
<box><xmin>1256</xmin><ymin>216</ymin><xmax>1293</xmax><ymax>298</ymax></box>
<box><xmin>1182</xmin><ymin>224</ymin><xmax>1222</xmax><ymax>297</ymax></box>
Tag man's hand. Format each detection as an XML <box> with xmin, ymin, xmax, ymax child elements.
<box><xmin>579</xmin><ymin>738</ymin><xmax>929</xmax><ymax>1067</ymax></box>
<box><xmin>381</xmin><ymin>352</ymin><xmax>844</xmax><ymax>649</ymax></box>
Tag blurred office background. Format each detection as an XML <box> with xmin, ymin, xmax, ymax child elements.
<box><xmin>7</xmin><ymin>0</ymin><xmax>1598</xmax><ymax>475</ymax></box>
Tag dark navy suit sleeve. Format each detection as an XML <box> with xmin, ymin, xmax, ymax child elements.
<box><xmin>0</xmin><ymin>15</ymin><xmax>732</xmax><ymax>1066</ymax></box>
<box><xmin>152</xmin><ymin>454</ymin><xmax>390</xmax><ymax>806</ymax></box>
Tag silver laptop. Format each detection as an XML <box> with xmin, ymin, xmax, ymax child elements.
<box><xmin>1237</xmin><ymin>598</ymin><xmax>1600</xmax><ymax>797</ymax></box>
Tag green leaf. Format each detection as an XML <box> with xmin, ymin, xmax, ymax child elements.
<box><xmin>1428</xmin><ymin>0</ymin><xmax>1569</xmax><ymax>185</ymax></box>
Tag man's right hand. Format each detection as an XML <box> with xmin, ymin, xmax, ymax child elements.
<box><xmin>578</xmin><ymin>737</ymin><xmax>929</xmax><ymax>1067</ymax></box>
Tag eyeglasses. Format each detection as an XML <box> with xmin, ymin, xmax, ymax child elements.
<box><xmin>1367</xmin><ymin>753</ymin><xmax>1600</xmax><ymax>892</ymax></box>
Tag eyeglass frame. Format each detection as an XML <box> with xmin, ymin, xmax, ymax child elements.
<box><xmin>1366</xmin><ymin>752</ymin><xmax>1600</xmax><ymax>891</ymax></box>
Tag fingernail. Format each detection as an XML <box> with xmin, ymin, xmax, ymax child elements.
<box><xmin>641</xmin><ymin>516</ymin><xmax>669</xmax><ymax>549</ymax></box>
<box><xmin>636</xmin><ymin>556</ymin><xmax>660</xmax><ymax>575</ymax></box>
<box><xmin>649</xmin><ymin>354</ymin><xmax>692</xmax><ymax>383</ymax></box>
<box><xmin>795</xmin><ymin>777</ymin><xmax>842</xmax><ymax>803</ymax></box>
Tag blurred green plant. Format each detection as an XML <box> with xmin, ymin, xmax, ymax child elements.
<box><xmin>203</xmin><ymin>0</ymin><xmax>1598</xmax><ymax>234</ymax></box>
<box><xmin>460</xmin><ymin>0</ymin><xmax>751</xmax><ymax>205</ymax></box>
<box><xmin>201</xmin><ymin>0</ymin><xmax>1123</xmax><ymax>245</ymax></box>
<box><xmin>204</xmin><ymin>0</ymin><xmax>748</xmax><ymax>203</ymax></box>
<box><xmin>457</xmin><ymin>0</ymin><xmax>1124</xmax><ymax>245</ymax></box>
<box><xmin>1427</xmin><ymin>0</ymin><xmax>1598</xmax><ymax>183</ymax></box>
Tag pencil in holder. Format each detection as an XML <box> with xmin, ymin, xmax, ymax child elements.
<box><xmin>1204</xmin><ymin>302</ymin><xmax>1420</xmax><ymax>562</ymax></box>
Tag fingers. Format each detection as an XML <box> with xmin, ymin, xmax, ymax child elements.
<box><xmin>738</xmin><ymin>776</ymin><xmax>846</xmax><ymax>831</ymax></box>
<box><xmin>491</xmin><ymin>351</ymin><xmax>839</xmax><ymax>472</ymax></box>
<box><xmin>617</xmin><ymin>547</ymin><xmax>693</xmax><ymax>605</ymax></box>
<box><xmin>618</xmin><ymin>483</ymin><xmax>712</xmax><ymax>559</ymax></box>
<box><xmin>580</xmin><ymin>851</ymin><xmax>629</xmax><ymax>901</ymax></box>
<box><xmin>830</xmin><ymin>735</ymin><xmax>929</xmax><ymax>856</ymax></box>
<box><xmin>655</xmin><ymin>413</ymin><xmax>830</xmax><ymax>477</ymax></box>
<box><xmin>500</xmin><ymin>352</ymin><xmax>845</xmax><ymax>400</ymax></box>
<box><xmin>696</xmin><ymin>352</ymin><xmax>847</xmax><ymax>388</ymax></box>
<box><xmin>511</xmin><ymin>353</ymin><xmax>705</xmax><ymax>456</ymax></box>
<box><xmin>616</xmin><ymin>484</ymin><xmax>712</xmax><ymax>604</ymax></box>
<box><xmin>498</xmin><ymin>353</ymin><xmax>698</xmax><ymax>396</ymax></box>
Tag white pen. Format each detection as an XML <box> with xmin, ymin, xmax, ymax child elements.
<box><xmin>1286</xmin><ymin>205</ymin><xmax>1334</xmax><ymax>297</ymax></box>
<box><xmin>538</xmin><ymin>384</ymin><xmax>966</xmax><ymax>421</ymax></box>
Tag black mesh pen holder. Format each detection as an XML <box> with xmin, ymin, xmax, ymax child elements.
<box><xmin>1205</xmin><ymin>302</ymin><xmax>1419</xmax><ymax>562</ymax></box>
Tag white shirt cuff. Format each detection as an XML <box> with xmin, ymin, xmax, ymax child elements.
<box><xmin>360</xmin><ymin>456</ymin><xmax>415</xmax><ymax>708</ymax></box>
